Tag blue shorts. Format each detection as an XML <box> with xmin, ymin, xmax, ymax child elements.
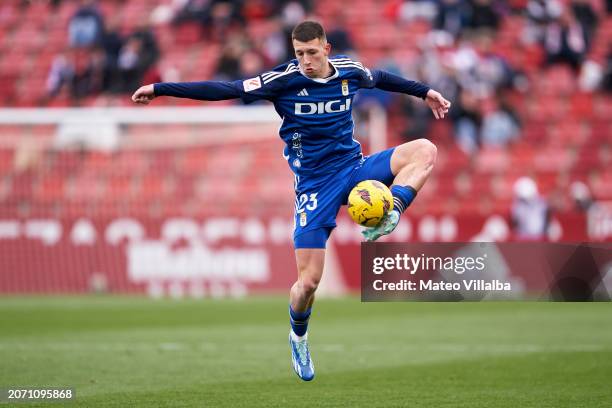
<box><xmin>293</xmin><ymin>148</ymin><xmax>396</xmax><ymax>249</ymax></box>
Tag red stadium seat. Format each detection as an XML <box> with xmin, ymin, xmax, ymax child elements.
<box><xmin>590</xmin><ymin>170</ymin><xmax>612</xmax><ymax>200</ymax></box>
<box><xmin>34</xmin><ymin>175</ymin><xmax>64</xmax><ymax>203</ymax></box>
<box><xmin>0</xmin><ymin>149</ymin><xmax>14</xmax><ymax>173</ymax></box>
<box><xmin>174</xmin><ymin>23</ymin><xmax>202</xmax><ymax>46</ymax></box>
<box><xmin>533</xmin><ymin>147</ymin><xmax>574</xmax><ymax>172</ymax></box>
<box><xmin>570</xmin><ymin>93</ymin><xmax>595</xmax><ymax>120</ymax></box>
<box><xmin>474</xmin><ymin>148</ymin><xmax>510</xmax><ymax>174</ymax></box>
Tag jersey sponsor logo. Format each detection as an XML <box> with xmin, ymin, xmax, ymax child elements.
<box><xmin>243</xmin><ymin>76</ymin><xmax>262</xmax><ymax>92</ymax></box>
<box><xmin>341</xmin><ymin>80</ymin><xmax>349</xmax><ymax>96</ymax></box>
<box><xmin>294</xmin><ymin>98</ymin><xmax>351</xmax><ymax>115</ymax></box>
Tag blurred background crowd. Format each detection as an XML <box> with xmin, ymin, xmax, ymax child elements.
<box><xmin>0</xmin><ymin>0</ymin><xmax>611</xmax><ymax>241</ymax></box>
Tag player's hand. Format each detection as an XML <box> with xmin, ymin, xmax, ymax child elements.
<box><xmin>131</xmin><ymin>84</ymin><xmax>156</xmax><ymax>105</ymax></box>
<box><xmin>425</xmin><ymin>89</ymin><xmax>451</xmax><ymax>119</ymax></box>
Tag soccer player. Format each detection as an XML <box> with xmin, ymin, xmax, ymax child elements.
<box><xmin>132</xmin><ymin>21</ymin><xmax>450</xmax><ymax>382</ymax></box>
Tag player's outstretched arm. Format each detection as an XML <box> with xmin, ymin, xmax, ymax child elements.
<box><xmin>368</xmin><ymin>70</ymin><xmax>451</xmax><ymax>119</ymax></box>
<box><xmin>131</xmin><ymin>81</ymin><xmax>244</xmax><ymax>105</ymax></box>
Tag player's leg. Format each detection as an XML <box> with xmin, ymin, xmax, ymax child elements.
<box><xmin>288</xmin><ymin>246</ymin><xmax>325</xmax><ymax>382</ymax></box>
<box><xmin>290</xmin><ymin>248</ymin><xmax>325</xmax><ymax>316</ymax></box>
<box><xmin>288</xmin><ymin>228</ymin><xmax>331</xmax><ymax>382</ymax></box>
<box><xmin>363</xmin><ymin>139</ymin><xmax>437</xmax><ymax>240</ymax></box>
<box><xmin>288</xmin><ymin>172</ymin><xmax>346</xmax><ymax>381</ymax></box>
<box><xmin>390</xmin><ymin>138</ymin><xmax>437</xmax><ymax>191</ymax></box>
<box><xmin>387</xmin><ymin>138</ymin><xmax>437</xmax><ymax>214</ymax></box>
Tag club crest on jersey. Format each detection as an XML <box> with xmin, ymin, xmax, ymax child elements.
<box><xmin>294</xmin><ymin>98</ymin><xmax>351</xmax><ymax>115</ymax></box>
<box><xmin>300</xmin><ymin>212</ymin><xmax>307</xmax><ymax>227</ymax></box>
<box><xmin>341</xmin><ymin>80</ymin><xmax>349</xmax><ymax>96</ymax></box>
<box><xmin>243</xmin><ymin>76</ymin><xmax>261</xmax><ymax>92</ymax></box>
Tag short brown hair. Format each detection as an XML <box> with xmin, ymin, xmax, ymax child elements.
<box><xmin>292</xmin><ymin>21</ymin><xmax>326</xmax><ymax>42</ymax></box>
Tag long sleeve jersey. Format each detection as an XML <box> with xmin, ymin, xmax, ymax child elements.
<box><xmin>154</xmin><ymin>56</ymin><xmax>430</xmax><ymax>178</ymax></box>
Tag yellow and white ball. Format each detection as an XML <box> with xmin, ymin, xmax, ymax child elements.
<box><xmin>347</xmin><ymin>180</ymin><xmax>393</xmax><ymax>227</ymax></box>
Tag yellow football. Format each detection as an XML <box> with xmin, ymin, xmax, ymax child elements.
<box><xmin>347</xmin><ymin>180</ymin><xmax>393</xmax><ymax>227</ymax></box>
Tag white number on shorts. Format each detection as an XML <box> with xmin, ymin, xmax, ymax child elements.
<box><xmin>296</xmin><ymin>193</ymin><xmax>318</xmax><ymax>213</ymax></box>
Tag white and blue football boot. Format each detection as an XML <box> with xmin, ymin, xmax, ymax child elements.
<box><xmin>289</xmin><ymin>331</ymin><xmax>314</xmax><ymax>381</ymax></box>
<box><xmin>362</xmin><ymin>209</ymin><xmax>400</xmax><ymax>241</ymax></box>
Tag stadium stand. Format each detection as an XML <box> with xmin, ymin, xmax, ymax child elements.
<box><xmin>0</xmin><ymin>0</ymin><xmax>610</xmax><ymax>224</ymax></box>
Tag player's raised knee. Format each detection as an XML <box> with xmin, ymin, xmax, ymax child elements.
<box><xmin>413</xmin><ymin>138</ymin><xmax>437</xmax><ymax>167</ymax></box>
<box><xmin>394</xmin><ymin>139</ymin><xmax>437</xmax><ymax>170</ymax></box>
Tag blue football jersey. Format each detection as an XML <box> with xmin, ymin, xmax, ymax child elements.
<box><xmin>153</xmin><ymin>56</ymin><xmax>430</xmax><ymax>244</ymax></box>
<box><xmin>154</xmin><ymin>56</ymin><xmax>430</xmax><ymax>180</ymax></box>
<box><xmin>234</xmin><ymin>56</ymin><xmax>380</xmax><ymax>178</ymax></box>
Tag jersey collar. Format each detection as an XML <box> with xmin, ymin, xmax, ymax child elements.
<box><xmin>298</xmin><ymin>62</ymin><xmax>339</xmax><ymax>83</ymax></box>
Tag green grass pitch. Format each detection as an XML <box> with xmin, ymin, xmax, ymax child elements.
<box><xmin>1</xmin><ymin>297</ymin><xmax>611</xmax><ymax>407</ymax></box>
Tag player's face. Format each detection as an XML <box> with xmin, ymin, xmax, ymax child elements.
<box><xmin>293</xmin><ymin>38</ymin><xmax>331</xmax><ymax>78</ymax></box>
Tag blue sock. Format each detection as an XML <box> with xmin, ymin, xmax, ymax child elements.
<box><xmin>391</xmin><ymin>185</ymin><xmax>417</xmax><ymax>214</ymax></box>
<box><xmin>289</xmin><ymin>305</ymin><xmax>311</xmax><ymax>337</ymax></box>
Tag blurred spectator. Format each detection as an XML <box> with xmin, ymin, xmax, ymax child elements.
<box><xmin>281</xmin><ymin>1</ymin><xmax>307</xmax><ymax>60</ymax></box>
<box><xmin>570</xmin><ymin>181</ymin><xmax>594</xmax><ymax>211</ymax></box>
<box><xmin>480</xmin><ymin>97</ymin><xmax>521</xmax><ymax>147</ymax></box>
<box><xmin>523</xmin><ymin>0</ymin><xmax>563</xmax><ymax>44</ymax></box>
<box><xmin>130</xmin><ymin>22</ymin><xmax>160</xmax><ymax>74</ymax></box>
<box><xmin>570</xmin><ymin>0</ymin><xmax>598</xmax><ymax>46</ymax></box>
<box><xmin>400</xmin><ymin>95</ymin><xmax>436</xmax><ymax>141</ymax></box>
<box><xmin>543</xmin><ymin>7</ymin><xmax>588</xmax><ymax>72</ymax></box>
<box><xmin>150</xmin><ymin>0</ymin><xmax>181</xmax><ymax>25</ymax></box>
<box><xmin>73</xmin><ymin>49</ymin><xmax>105</xmax><ymax>99</ymax></box>
<box><xmin>401</xmin><ymin>35</ymin><xmax>458</xmax><ymax>141</ymax></box>
<box><xmin>46</xmin><ymin>50</ymin><xmax>75</xmax><ymax>97</ymax></box>
<box><xmin>326</xmin><ymin>14</ymin><xmax>355</xmax><ymax>55</ymax></box>
<box><xmin>100</xmin><ymin>17</ymin><xmax>124</xmax><ymax>92</ymax></box>
<box><xmin>399</xmin><ymin>0</ymin><xmax>439</xmax><ymax>23</ymax></box>
<box><xmin>260</xmin><ymin>26</ymin><xmax>288</xmax><ymax>65</ymax></box>
<box><xmin>434</xmin><ymin>0</ymin><xmax>471</xmax><ymax>38</ymax></box>
<box><xmin>603</xmin><ymin>46</ymin><xmax>612</xmax><ymax>92</ymax></box>
<box><xmin>467</xmin><ymin>0</ymin><xmax>502</xmax><ymax>31</ymax></box>
<box><xmin>114</xmin><ymin>22</ymin><xmax>161</xmax><ymax>93</ymax></box>
<box><xmin>511</xmin><ymin>177</ymin><xmax>551</xmax><ymax>240</ymax></box>
<box><xmin>68</xmin><ymin>0</ymin><xmax>105</xmax><ymax>48</ymax></box>
<box><xmin>417</xmin><ymin>31</ymin><xmax>460</xmax><ymax>100</ymax></box>
<box><xmin>208</xmin><ymin>1</ymin><xmax>245</xmax><ymax>40</ymax></box>
<box><xmin>579</xmin><ymin>59</ymin><xmax>604</xmax><ymax>92</ymax></box>
<box><xmin>173</xmin><ymin>0</ymin><xmax>210</xmax><ymax>26</ymax></box>
<box><xmin>46</xmin><ymin>49</ymin><xmax>104</xmax><ymax>101</ymax></box>
<box><xmin>446</xmin><ymin>34</ymin><xmax>516</xmax><ymax>97</ymax></box>
<box><xmin>450</xmin><ymin>89</ymin><xmax>482</xmax><ymax>154</ymax></box>
<box><xmin>174</xmin><ymin>0</ymin><xmax>245</xmax><ymax>40</ymax></box>
<box><xmin>470</xmin><ymin>33</ymin><xmax>516</xmax><ymax>95</ymax></box>
<box><xmin>117</xmin><ymin>38</ymin><xmax>144</xmax><ymax>92</ymax></box>
<box><xmin>215</xmin><ymin>33</ymin><xmax>249</xmax><ymax>79</ymax></box>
